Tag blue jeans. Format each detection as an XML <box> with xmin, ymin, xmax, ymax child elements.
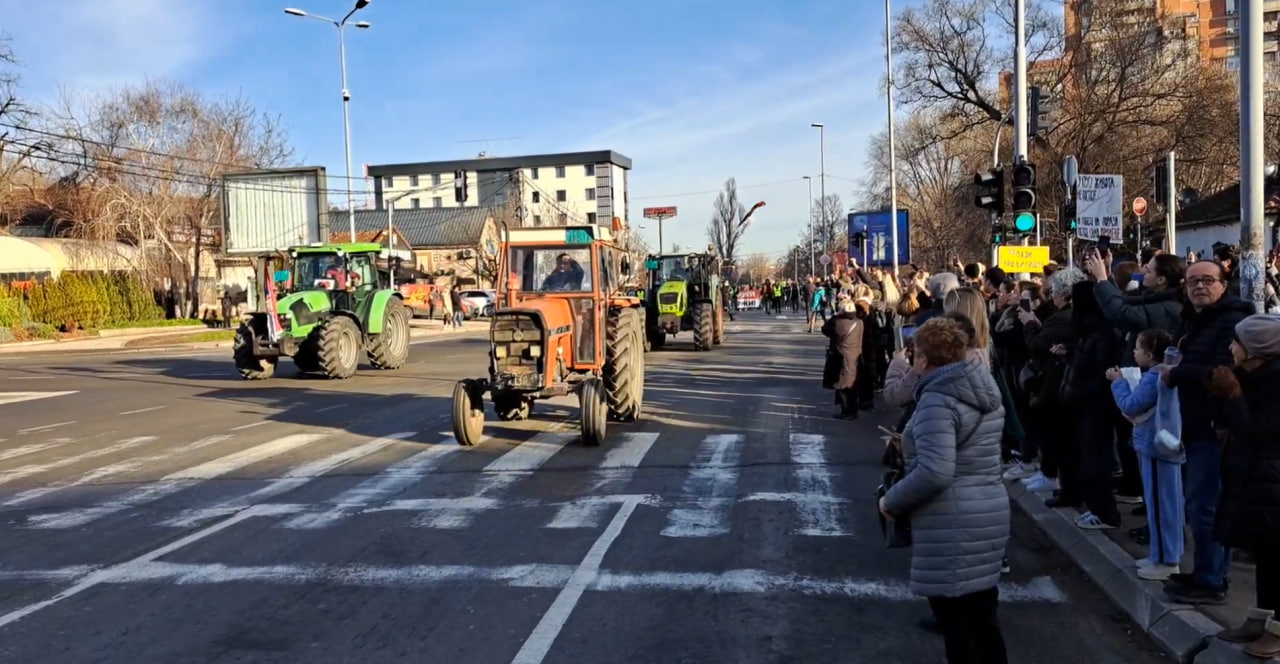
<box><xmin>1185</xmin><ymin>440</ymin><xmax>1230</xmax><ymax>587</ymax></box>
<box><xmin>1139</xmin><ymin>451</ymin><xmax>1185</xmax><ymax>565</ymax></box>
<box><xmin>452</xmin><ymin>311</ymin><xmax>463</xmax><ymax>327</ymax></box>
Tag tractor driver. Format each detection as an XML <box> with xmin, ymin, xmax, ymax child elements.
<box><xmin>541</xmin><ymin>253</ymin><xmax>585</xmax><ymax>291</ymax></box>
<box><xmin>324</xmin><ymin>258</ymin><xmax>349</xmax><ymax>290</ymax></box>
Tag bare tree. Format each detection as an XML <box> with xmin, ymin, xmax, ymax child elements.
<box><xmin>811</xmin><ymin>193</ymin><xmax>846</xmax><ymax>256</ymax></box>
<box><xmin>39</xmin><ymin>79</ymin><xmax>293</xmax><ymax>315</ymax></box>
<box><xmin>706</xmin><ymin>177</ymin><xmax>749</xmax><ymax>263</ymax></box>
<box><xmin>737</xmin><ymin>252</ymin><xmax>775</xmax><ymax>283</ymax></box>
<box><xmin>0</xmin><ymin>37</ymin><xmax>42</xmax><ymax>221</ymax></box>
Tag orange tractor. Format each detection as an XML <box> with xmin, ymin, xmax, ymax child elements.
<box><xmin>451</xmin><ymin>224</ymin><xmax>646</xmax><ymax>447</ymax></box>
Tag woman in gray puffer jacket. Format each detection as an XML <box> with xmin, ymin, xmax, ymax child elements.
<box><xmin>880</xmin><ymin>316</ymin><xmax>1010</xmax><ymax>664</ymax></box>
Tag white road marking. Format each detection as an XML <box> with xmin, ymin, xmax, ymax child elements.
<box><xmin>160</xmin><ymin>432</ymin><xmax>414</xmax><ymax>527</ymax></box>
<box><xmin>1</xmin><ymin>435</ymin><xmax>233</xmax><ymax>508</ymax></box>
<box><xmin>0</xmin><ymin>437</ymin><xmax>158</xmax><ymax>486</ymax></box>
<box><xmin>26</xmin><ymin>433</ymin><xmax>329</xmax><ymax>529</ymax></box>
<box><xmin>16</xmin><ymin>421</ymin><xmax>75</xmax><ymax>434</ymax></box>
<box><xmin>117</xmin><ymin>406</ymin><xmax>166</xmax><ymax>415</ymax></box>
<box><xmin>312</xmin><ymin>404</ymin><xmax>346</xmax><ymax>413</ymax></box>
<box><xmin>547</xmin><ymin>432</ymin><xmax>658</xmax><ymax>529</ymax></box>
<box><xmin>0</xmin><ymin>391</ymin><xmax>76</xmax><ymax>406</ymax></box>
<box><xmin>0</xmin><ymin>505</ymin><xmax>276</xmax><ymax>630</ymax></box>
<box><xmin>0</xmin><ymin>561</ymin><xmax>1069</xmax><ymax>604</ymax></box>
<box><xmin>0</xmin><ymin>441</ymin><xmax>68</xmax><ymax>463</ymax></box>
<box><xmin>230</xmin><ymin>421</ymin><xmax>269</xmax><ymax>431</ymax></box>
<box><xmin>661</xmin><ymin>433</ymin><xmax>742</xmax><ymax>537</ymax></box>
<box><xmin>282</xmin><ymin>438</ymin><xmax>463</xmax><ymax>529</ymax></box>
<box><xmin>511</xmin><ymin>496</ymin><xmax>641</xmax><ymax>664</ymax></box>
<box><xmin>412</xmin><ymin>432</ymin><xmax>574</xmax><ymax>529</ymax></box>
<box><xmin>3</xmin><ymin>376</ymin><xmax>55</xmax><ymax>381</ymax></box>
<box><xmin>788</xmin><ymin>433</ymin><xmax>848</xmax><ymax>536</ymax></box>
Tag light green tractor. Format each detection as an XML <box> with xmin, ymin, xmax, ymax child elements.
<box><xmin>233</xmin><ymin>242</ymin><xmax>412</xmax><ymax>380</ymax></box>
<box><xmin>643</xmin><ymin>252</ymin><xmax>725</xmax><ymax>351</ymax></box>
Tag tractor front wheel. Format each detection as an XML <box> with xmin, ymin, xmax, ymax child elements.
<box><xmin>233</xmin><ymin>325</ymin><xmax>276</xmax><ymax>380</ymax></box>
<box><xmin>579</xmin><ymin>377</ymin><xmax>607</xmax><ymax>447</ymax></box>
<box><xmin>693</xmin><ymin>303</ymin><xmax>713</xmax><ymax>351</ymax></box>
<box><xmin>604</xmin><ymin>307</ymin><xmax>643</xmax><ymax>422</ymax></box>
<box><xmin>316</xmin><ymin>315</ymin><xmax>362</xmax><ymax>379</ymax></box>
<box><xmin>368</xmin><ymin>298</ymin><xmax>410</xmax><ymax>370</ymax></box>
<box><xmin>452</xmin><ymin>379</ymin><xmax>485</xmax><ymax>446</ymax></box>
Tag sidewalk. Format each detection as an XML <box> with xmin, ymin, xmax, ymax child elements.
<box><xmin>0</xmin><ymin>319</ymin><xmax>489</xmax><ymax>356</ymax></box>
<box><xmin>1009</xmin><ymin>478</ymin><xmax>1262</xmax><ymax>663</ymax></box>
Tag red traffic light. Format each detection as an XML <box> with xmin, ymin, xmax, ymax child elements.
<box><xmin>1012</xmin><ymin>163</ymin><xmax>1036</xmax><ymax>187</ymax></box>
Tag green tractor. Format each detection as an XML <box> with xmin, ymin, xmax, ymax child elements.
<box><xmin>642</xmin><ymin>252</ymin><xmax>726</xmax><ymax>351</ymax></box>
<box><xmin>233</xmin><ymin>242</ymin><xmax>412</xmax><ymax>380</ymax></box>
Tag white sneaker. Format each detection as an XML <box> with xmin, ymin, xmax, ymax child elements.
<box><xmin>1020</xmin><ymin>470</ymin><xmax>1045</xmax><ymax>485</ymax></box>
<box><xmin>1024</xmin><ymin>474</ymin><xmax>1060</xmax><ymax>492</ymax></box>
<box><xmin>1138</xmin><ymin>563</ymin><xmax>1180</xmax><ymax>580</ymax></box>
<box><xmin>1003</xmin><ymin>462</ymin><xmax>1038</xmax><ymax>481</ymax></box>
<box><xmin>1135</xmin><ymin>557</ymin><xmax>1156</xmax><ymax>568</ymax></box>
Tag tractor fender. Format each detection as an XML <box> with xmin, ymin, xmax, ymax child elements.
<box><xmin>364</xmin><ymin>289</ymin><xmax>401</xmax><ymax>335</ymax></box>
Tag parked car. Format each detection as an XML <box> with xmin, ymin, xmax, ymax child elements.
<box><xmin>459</xmin><ymin>290</ymin><xmax>496</xmax><ymax>317</ymax></box>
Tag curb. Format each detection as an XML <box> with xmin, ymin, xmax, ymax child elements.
<box><xmin>1007</xmin><ymin>480</ymin><xmax>1228</xmax><ymax>663</ymax></box>
<box><xmin>98</xmin><ymin>325</ymin><xmax>208</xmax><ymax>338</ymax></box>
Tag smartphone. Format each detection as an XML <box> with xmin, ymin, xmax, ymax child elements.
<box><xmin>1097</xmin><ymin>235</ymin><xmax>1112</xmax><ymax>254</ymax></box>
<box><xmin>1019</xmin><ymin>299</ymin><xmax>1032</xmax><ymax>313</ymax></box>
<box><xmin>901</xmin><ymin>324</ymin><xmax>917</xmax><ymax>339</ymax></box>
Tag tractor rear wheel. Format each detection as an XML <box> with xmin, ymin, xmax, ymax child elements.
<box><xmin>579</xmin><ymin>377</ymin><xmax>607</xmax><ymax>447</ymax></box>
<box><xmin>316</xmin><ymin>315</ymin><xmax>361</xmax><ymax>379</ymax></box>
<box><xmin>604</xmin><ymin>307</ymin><xmax>643</xmax><ymax>422</ymax></box>
<box><xmin>693</xmin><ymin>303</ymin><xmax>713</xmax><ymax>351</ymax></box>
<box><xmin>368</xmin><ymin>298</ymin><xmax>410</xmax><ymax>370</ymax></box>
<box><xmin>452</xmin><ymin>379</ymin><xmax>485</xmax><ymax>446</ymax></box>
<box><xmin>233</xmin><ymin>325</ymin><xmax>276</xmax><ymax>380</ymax></box>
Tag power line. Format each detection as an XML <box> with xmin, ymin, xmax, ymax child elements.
<box><xmin>630</xmin><ymin>177</ymin><xmax>810</xmax><ymax>201</ymax></box>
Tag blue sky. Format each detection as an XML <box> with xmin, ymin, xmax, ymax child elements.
<box><xmin>5</xmin><ymin>0</ymin><xmax>899</xmax><ymax>258</ymax></box>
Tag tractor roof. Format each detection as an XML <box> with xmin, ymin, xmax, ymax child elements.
<box><xmin>293</xmin><ymin>242</ymin><xmax>384</xmax><ymax>254</ymax></box>
<box><xmin>504</xmin><ymin>225</ymin><xmax>615</xmax><ymax>245</ymax></box>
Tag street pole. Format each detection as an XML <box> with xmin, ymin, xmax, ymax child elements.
<box><xmin>885</xmin><ymin>0</ymin><xmax>900</xmax><ymax>279</ymax></box>
<box><xmin>387</xmin><ymin>200</ymin><xmax>395</xmax><ymax>288</ymax></box>
<box><xmin>1241</xmin><ymin>2</ymin><xmax>1267</xmax><ymax>312</ymax></box>
<box><xmin>1166</xmin><ymin>152</ymin><xmax>1177</xmax><ymax>254</ymax></box>
<box><xmin>804</xmin><ymin>175</ymin><xmax>814</xmax><ymax>277</ymax></box>
<box><xmin>1013</xmin><ymin>0</ymin><xmax>1032</xmax><ymax>275</ymax></box>
<box><xmin>658</xmin><ymin>217</ymin><xmax>664</xmax><ymax>257</ymax></box>
<box><xmin>811</xmin><ymin>123</ymin><xmax>827</xmax><ymax>276</ymax></box>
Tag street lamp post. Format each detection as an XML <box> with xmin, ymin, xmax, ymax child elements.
<box><xmin>811</xmin><ymin>123</ymin><xmax>827</xmax><ymax>276</ymax></box>
<box><xmin>884</xmin><ymin>0</ymin><xmax>900</xmax><ymax>279</ymax></box>
<box><xmin>285</xmin><ymin>1</ymin><xmax>372</xmax><ymax>242</ymax></box>
<box><xmin>802</xmin><ymin>175</ymin><xmax>814</xmax><ymax>277</ymax></box>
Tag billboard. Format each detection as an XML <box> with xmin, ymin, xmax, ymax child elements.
<box><xmin>222</xmin><ymin>166</ymin><xmax>329</xmax><ymax>255</ymax></box>
<box><xmin>847</xmin><ymin>208</ymin><xmax>910</xmax><ymax>266</ymax></box>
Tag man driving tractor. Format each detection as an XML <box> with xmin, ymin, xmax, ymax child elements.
<box><xmin>542</xmin><ymin>253</ymin><xmax>585</xmax><ymax>291</ymax></box>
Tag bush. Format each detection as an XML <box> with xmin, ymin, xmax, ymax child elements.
<box><xmin>4</xmin><ymin>272</ymin><xmax>165</xmax><ymax>332</ymax></box>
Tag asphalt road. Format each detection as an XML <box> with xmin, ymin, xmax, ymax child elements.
<box><xmin>0</xmin><ymin>313</ymin><xmax>1166</xmax><ymax>664</ymax></box>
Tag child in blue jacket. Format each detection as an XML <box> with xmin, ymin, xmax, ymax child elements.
<box><xmin>1108</xmin><ymin>329</ymin><xmax>1185</xmax><ymax>580</ymax></box>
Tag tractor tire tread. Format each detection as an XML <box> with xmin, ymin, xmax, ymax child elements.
<box><xmin>368</xmin><ymin>298</ymin><xmax>410</xmax><ymax>370</ymax></box>
<box><xmin>233</xmin><ymin>324</ymin><xmax>276</xmax><ymax>380</ymax></box>
<box><xmin>603</xmin><ymin>307</ymin><xmax>642</xmax><ymax>421</ymax></box>
<box><xmin>316</xmin><ymin>316</ymin><xmax>360</xmax><ymax>379</ymax></box>
<box><xmin>694</xmin><ymin>303</ymin><xmax>713</xmax><ymax>351</ymax></box>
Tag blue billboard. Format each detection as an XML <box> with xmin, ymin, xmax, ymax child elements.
<box><xmin>848</xmin><ymin>208</ymin><xmax>911</xmax><ymax>266</ymax></box>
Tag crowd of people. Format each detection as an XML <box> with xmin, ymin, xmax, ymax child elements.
<box><xmin>798</xmin><ymin>248</ymin><xmax>1280</xmax><ymax>662</ymax></box>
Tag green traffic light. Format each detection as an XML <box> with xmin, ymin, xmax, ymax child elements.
<box><xmin>1014</xmin><ymin>212</ymin><xmax>1036</xmax><ymax>233</ymax></box>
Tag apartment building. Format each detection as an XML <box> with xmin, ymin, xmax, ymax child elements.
<box><xmin>365</xmin><ymin>150</ymin><xmax>632</xmax><ymax>228</ymax></box>
<box><xmin>996</xmin><ymin>60</ymin><xmax>1065</xmax><ymax>113</ymax></box>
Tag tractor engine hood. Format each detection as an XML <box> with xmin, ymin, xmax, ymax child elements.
<box><xmin>504</xmin><ymin>297</ymin><xmax>575</xmax><ymax>333</ymax></box>
<box><xmin>276</xmin><ymin>290</ymin><xmax>332</xmax><ymax>330</ymax></box>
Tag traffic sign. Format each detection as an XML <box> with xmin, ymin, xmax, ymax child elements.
<box><xmin>1132</xmin><ymin>197</ymin><xmax>1147</xmax><ymax>216</ymax></box>
<box><xmin>819</xmin><ymin>254</ymin><xmax>832</xmax><ymax>266</ymax></box>
<box><xmin>1013</xmin><ymin>212</ymin><xmax>1036</xmax><ymax>233</ymax></box>
<box><xmin>643</xmin><ymin>206</ymin><xmax>677</xmax><ymax>220</ymax></box>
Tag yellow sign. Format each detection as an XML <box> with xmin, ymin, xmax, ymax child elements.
<box><xmin>997</xmin><ymin>246</ymin><xmax>1051</xmax><ymax>273</ymax></box>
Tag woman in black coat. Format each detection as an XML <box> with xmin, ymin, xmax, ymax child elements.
<box><xmin>822</xmin><ymin>299</ymin><xmax>864</xmax><ymax>419</ymax></box>
<box><xmin>1206</xmin><ymin>314</ymin><xmax>1280</xmax><ymax>658</ymax></box>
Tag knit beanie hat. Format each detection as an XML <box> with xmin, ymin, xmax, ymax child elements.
<box><xmin>1234</xmin><ymin>314</ymin><xmax>1280</xmax><ymax>359</ymax></box>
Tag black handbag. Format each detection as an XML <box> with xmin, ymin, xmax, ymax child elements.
<box><xmin>876</xmin><ymin>418</ymin><xmax>981</xmax><ymax>549</ymax></box>
<box><xmin>822</xmin><ymin>344</ymin><xmax>841</xmax><ymax>390</ymax></box>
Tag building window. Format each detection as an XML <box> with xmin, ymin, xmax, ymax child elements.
<box><xmin>531</xmin><ymin>191</ymin><xmax>541</xmax><ymax>203</ymax></box>
<box><xmin>587</xmin><ymin>212</ymin><xmax>597</xmax><ymax>224</ymax></box>
<box><xmin>531</xmin><ymin>167</ymin><xmax>539</xmax><ymax>179</ymax></box>
<box><xmin>432</xmin><ymin>173</ymin><xmax>441</xmax><ymax>186</ymax></box>
<box><xmin>411</xmin><ymin>198</ymin><xmax>420</xmax><ymax>209</ymax></box>
<box><xmin>409</xmin><ymin>175</ymin><xmax>419</xmax><ymax>187</ymax></box>
<box><xmin>556</xmin><ymin>190</ymin><xmax>567</xmax><ymax>202</ymax></box>
<box><xmin>555</xmin><ymin>166</ymin><xmax>566</xmax><ymax>178</ymax></box>
<box><xmin>433</xmin><ymin>197</ymin><xmax>443</xmax><ymax>208</ymax></box>
<box><xmin>557</xmin><ymin>213</ymin><xmax>568</xmax><ymax>224</ymax></box>
<box><xmin>584</xmin><ymin>164</ymin><xmax>595</xmax><ymax>176</ymax></box>
<box><xmin>533</xmin><ymin>215</ymin><xmax>543</xmax><ymax>226</ymax></box>
<box><xmin>585</xmin><ymin>188</ymin><xmax>596</xmax><ymax>201</ymax></box>
<box><xmin>384</xmin><ymin>176</ymin><xmax>394</xmax><ymax>187</ymax></box>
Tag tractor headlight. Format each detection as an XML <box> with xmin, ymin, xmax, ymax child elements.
<box><xmin>494</xmin><ymin>345</ymin><xmax>508</xmax><ymax>359</ymax></box>
<box><xmin>528</xmin><ymin>344</ymin><xmax>541</xmax><ymax>358</ymax></box>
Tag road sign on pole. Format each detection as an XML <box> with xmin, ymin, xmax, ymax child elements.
<box><xmin>642</xmin><ymin>206</ymin><xmax>677</xmax><ymax>254</ymax></box>
<box><xmin>1131</xmin><ymin>197</ymin><xmax>1148</xmax><ymax>217</ymax></box>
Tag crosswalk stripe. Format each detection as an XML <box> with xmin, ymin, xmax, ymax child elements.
<box><xmin>159</xmin><ymin>432</ymin><xmax>415</xmax><ymax>528</ymax></box>
<box><xmin>661</xmin><ymin>433</ymin><xmax>743</xmax><ymax>537</ymax></box>
<box><xmin>546</xmin><ymin>433</ymin><xmax>659</xmax><ymax>529</ymax></box>
<box><xmin>412</xmin><ymin>431</ymin><xmax>575</xmax><ymax>529</ymax></box>
<box><xmin>0</xmin><ymin>436</ymin><xmax>158</xmax><ymax>487</ymax></box>
<box><xmin>788</xmin><ymin>433</ymin><xmax>848</xmax><ymax>536</ymax></box>
<box><xmin>2</xmin><ymin>435</ymin><xmax>234</xmax><ymax>508</ymax></box>
<box><xmin>0</xmin><ymin>391</ymin><xmax>77</xmax><ymax>407</ymax></box>
<box><xmin>281</xmin><ymin>438</ymin><xmax>464</xmax><ymax>530</ymax></box>
<box><xmin>27</xmin><ymin>433</ymin><xmax>329</xmax><ymax>529</ymax></box>
<box><xmin>0</xmin><ymin>441</ymin><xmax>69</xmax><ymax>463</ymax></box>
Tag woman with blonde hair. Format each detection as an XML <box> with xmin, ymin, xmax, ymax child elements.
<box><xmin>944</xmin><ymin>287</ymin><xmax>992</xmax><ymax>367</ymax></box>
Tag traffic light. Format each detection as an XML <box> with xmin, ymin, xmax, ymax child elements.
<box><xmin>454</xmin><ymin>169</ymin><xmax>469</xmax><ymax>203</ymax></box>
<box><xmin>973</xmin><ymin>167</ymin><xmax>1005</xmax><ymax>215</ymax></box>
<box><xmin>991</xmin><ymin>222</ymin><xmax>1007</xmax><ymax>245</ymax></box>
<box><xmin>1011</xmin><ymin>162</ymin><xmax>1037</xmax><ymax>233</ymax></box>
<box><xmin>1063</xmin><ymin>199</ymin><xmax>1078</xmax><ymax>235</ymax></box>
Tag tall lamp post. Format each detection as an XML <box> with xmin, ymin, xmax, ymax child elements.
<box><xmin>810</xmin><ymin>123</ymin><xmax>827</xmax><ymax>275</ymax></box>
<box><xmin>802</xmin><ymin>175</ymin><xmax>814</xmax><ymax>277</ymax></box>
<box><xmin>285</xmin><ymin>0</ymin><xmax>373</xmax><ymax>242</ymax></box>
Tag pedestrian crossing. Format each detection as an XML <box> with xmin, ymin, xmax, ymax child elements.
<box><xmin>0</xmin><ymin>424</ymin><xmax>861</xmax><ymax>539</ymax></box>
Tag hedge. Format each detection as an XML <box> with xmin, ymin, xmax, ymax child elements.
<box><xmin>0</xmin><ymin>272</ymin><xmax>164</xmax><ymax>332</ymax></box>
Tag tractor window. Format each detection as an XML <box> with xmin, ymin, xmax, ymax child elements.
<box><xmin>598</xmin><ymin>249</ymin><xmax>613</xmax><ymax>295</ymax></box>
<box><xmin>347</xmin><ymin>254</ymin><xmax>376</xmax><ymax>289</ymax></box>
<box><xmin>292</xmin><ymin>253</ymin><xmax>347</xmax><ymax>291</ymax></box>
<box><xmin>511</xmin><ymin>247</ymin><xmax>593</xmax><ymax>293</ymax></box>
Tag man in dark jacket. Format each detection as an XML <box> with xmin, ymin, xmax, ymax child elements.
<box><xmin>1161</xmin><ymin>260</ymin><xmax>1256</xmax><ymax>604</ymax></box>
